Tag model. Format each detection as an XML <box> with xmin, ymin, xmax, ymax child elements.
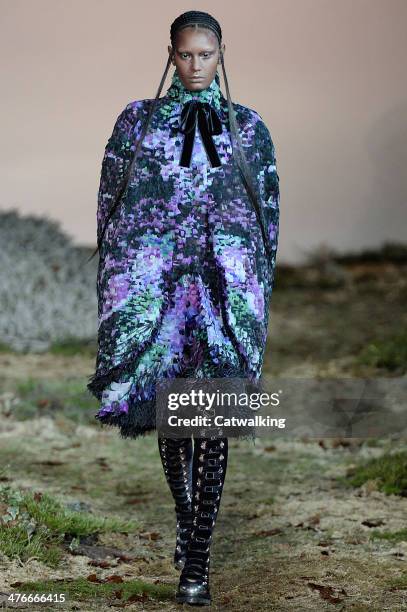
<box><xmin>87</xmin><ymin>10</ymin><xmax>280</xmax><ymax>606</ymax></box>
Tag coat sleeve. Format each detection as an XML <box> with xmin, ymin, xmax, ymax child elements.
<box><xmin>96</xmin><ymin>102</ymin><xmax>139</xmax><ymax>246</ymax></box>
<box><xmin>253</xmin><ymin>113</ymin><xmax>280</xmax><ymax>291</ymax></box>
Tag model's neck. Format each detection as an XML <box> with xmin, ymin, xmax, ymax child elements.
<box><xmin>165</xmin><ymin>68</ymin><xmax>223</xmax><ymax>110</ymax></box>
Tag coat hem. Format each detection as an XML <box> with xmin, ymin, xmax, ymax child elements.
<box><xmin>89</xmin><ymin>350</ymin><xmax>259</xmax><ymax>440</ymax></box>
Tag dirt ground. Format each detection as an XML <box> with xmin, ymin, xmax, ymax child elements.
<box><xmin>0</xmin><ymin>282</ymin><xmax>406</xmax><ymax>611</ymax></box>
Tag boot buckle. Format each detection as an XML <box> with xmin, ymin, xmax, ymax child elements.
<box><xmin>195</xmin><ymin>536</ymin><xmax>207</xmax><ymax>543</ymax></box>
<box><xmin>207</xmin><ymin>458</ymin><xmax>219</xmax><ymax>467</ymax></box>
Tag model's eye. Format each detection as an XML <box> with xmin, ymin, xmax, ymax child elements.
<box><xmin>180</xmin><ymin>52</ymin><xmax>212</xmax><ymax>59</ymax></box>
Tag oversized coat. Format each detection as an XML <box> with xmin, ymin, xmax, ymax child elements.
<box><xmin>87</xmin><ymin>68</ymin><xmax>280</xmax><ymax>438</ymax></box>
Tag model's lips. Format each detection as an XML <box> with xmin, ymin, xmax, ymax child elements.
<box><xmin>189</xmin><ymin>77</ymin><xmax>204</xmax><ymax>81</ymax></box>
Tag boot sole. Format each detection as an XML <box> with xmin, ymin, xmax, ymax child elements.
<box><xmin>175</xmin><ymin>593</ymin><xmax>211</xmax><ymax>606</ymax></box>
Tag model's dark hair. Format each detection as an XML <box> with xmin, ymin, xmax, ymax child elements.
<box><xmin>87</xmin><ymin>10</ymin><xmax>269</xmax><ymax>262</ymax></box>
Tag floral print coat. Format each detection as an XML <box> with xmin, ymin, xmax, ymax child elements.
<box><xmin>87</xmin><ymin>68</ymin><xmax>280</xmax><ymax>438</ymax></box>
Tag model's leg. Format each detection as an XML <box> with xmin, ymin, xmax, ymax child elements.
<box><xmin>158</xmin><ymin>436</ymin><xmax>194</xmax><ymax>570</ymax></box>
<box><xmin>176</xmin><ymin>436</ymin><xmax>228</xmax><ymax>606</ymax></box>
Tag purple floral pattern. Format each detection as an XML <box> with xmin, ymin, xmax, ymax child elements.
<box><xmin>87</xmin><ymin>68</ymin><xmax>280</xmax><ymax>438</ymax></box>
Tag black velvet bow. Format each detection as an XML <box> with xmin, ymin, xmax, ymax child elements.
<box><xmin>178</xmin><ymin>100</ymin><xmax>223</xmax><ymax>168</ymax></box>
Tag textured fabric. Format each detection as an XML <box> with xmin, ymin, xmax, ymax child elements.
<box><xmin>87</xmin><ymin>67</ymin><xmax>280</xmax><ymax>438</ymax></box>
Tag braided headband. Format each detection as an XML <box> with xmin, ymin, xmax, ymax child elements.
<box><xmin>173</xmin><ymin>21</ymin><xmax>222</xmax><ymax>44</ymax></box>
<box><xmin>170</xmin><ymin>10</ymin><xmax>222</xmax><ymax>45</ymax></box>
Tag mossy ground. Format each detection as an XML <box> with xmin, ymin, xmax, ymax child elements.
<box><xmin>0</xmin><ymin>270</ymin><xmax>406</xmax><ymax>610</ymax></box>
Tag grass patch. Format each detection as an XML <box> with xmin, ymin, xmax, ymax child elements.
<box><xmin>385</xmin><ymin>574</ymin><xmax>407</xmax><ymax>591</ymax></box>
<box><xmin>363</xmin><ymin>438</ymin><xmax>383</xmax><ymax>448</ymax></box>
<box><xmin>0</xmin><ymin>341</ymin><xmax>16</xmax><ymax>352</ymax></box>
<box><xmin>339</xmin><ymin>451</ymin><xmax>407</xmax><ymax>496</ymax></box>
<box><xmin>258</xmin><ymin>496</ymin><xmax>276</xmax><ymax>505</ymax></box>
<box><xmin>12</xmin><ymin>377</ymin><xmax>97</xmax><ymax>424</ymax></box>
<box><xmin>14</xmin><ymin>576</ymin><xmax>174</xmax><ymax>604</ymax></box>
<box><xmin>48</xmin><ymin>337</ymin><xmax>96</xmax><ymax>357</ymax></box>
<box><xmin>355</xmin><ymin>331</ymin><xmax>407</xmax><ymax>373</ymax></box>
<box><xmin>0</xmin><ymin>484</ymin><xmax>139</xmax><ymax>567</ymax></box>
<box><xmin>369</xmin><ymin>528</ymin><xmax>407</xmax><ymax>543</ymax></box>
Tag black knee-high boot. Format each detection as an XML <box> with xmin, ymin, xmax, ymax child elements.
<box><xmin>158</xmin><ymin>437</ymin><xmax>194</xmax><ymax>570</ymax></box>
<box><xmin>176</xmin><ymin>436</ymin><xmax>228</xmax><ymax>606</ymax></box>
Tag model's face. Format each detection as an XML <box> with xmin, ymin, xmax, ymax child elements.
<box><xmin>168</xmin><ymin>28</ymin><xmax>225</xmax><ymax>91</ymax></box>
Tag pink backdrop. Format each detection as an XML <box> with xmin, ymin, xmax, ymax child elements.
<box><xmin>1</xmin><ymin>0</ymin><xmax>406</xmax><ymax>263</ymax></box>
